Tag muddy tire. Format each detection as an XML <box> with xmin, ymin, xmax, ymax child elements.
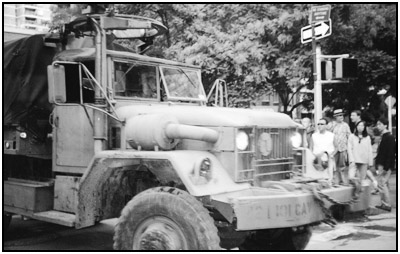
<box><xmin>113</xmin><ymin>187</ymin><xmax>221</xmax><ymax>250</ymax></box>
<box><xmin>3</xmin><ymin>214</ymin><xmax>12</xmax><ymax>231</ymax></box>
<box><xmin>239</xmin><ymin>226</ymin><xmax>312</xmax><ymax>250</ymax></box>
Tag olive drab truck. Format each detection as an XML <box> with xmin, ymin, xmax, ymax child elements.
<box><xmin>4</xmin><ymin>9</ymin><xmax>372</xmax><ymax>250</ymax></box>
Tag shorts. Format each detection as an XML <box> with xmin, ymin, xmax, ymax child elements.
<box><xmin>335</xmin><ymin>151</ymin><xmax>348</xmax><ymax>169</ymax></box>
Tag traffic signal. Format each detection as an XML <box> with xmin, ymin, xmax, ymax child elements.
<box><xmin>321</xmin><ymin>60</ymin><xmax>332</xmax><ymax>80</ymax></box>
<box><xmin>335</xmin><ymin>58</ymin><xmax>358</xmax><ymax>79</ymax></box>
<box><xmin>310</xmin><ymin>61</ymin><xmax>333</xmax><ymax>81</ymax></box>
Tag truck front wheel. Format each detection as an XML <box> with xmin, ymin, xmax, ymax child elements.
<box><xmin>113</xmin><ymin>187</ymin><xmax>221</xmax><ymax>250</ymax></box>
<box><xmin>239</xmin><ymin>226</ymin><xmax>312</xmax><ymax>250</ymax></box>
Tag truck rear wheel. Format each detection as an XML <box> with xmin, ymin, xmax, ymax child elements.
<box><xmin>3</xmin><ymin>213</ymin><xmax>12</xmax><ymax>231</ymax></box>
<box><xmin>330</xmin><ymin>205</ymin><xmax>345</xmax><ymax>221</ymax></box>
<box><xmin>113</xmin><ymin>187</ymin><xmax>221</xmax><ymax>250</ymax></box>
<box><xmin>239</xmin><ymin>226</ymin><xmax>312</xmax><ymax>250</ymax></box>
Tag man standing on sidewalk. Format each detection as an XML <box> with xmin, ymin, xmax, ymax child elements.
<box><xmin>329</xmin><ymin>109</ymin><xmax>351</xmax><ymax>185</ymax></box>
<box><xmin>375</xmin><ymin>117</ymin><xmax>396</xmax><ymax>212</ymax></box>
<box><xmin>350</xmin><ymin>110</ymin><xmax>362</xmax><ymax>133</ymax></box>
<box><xmin>310</xmin><ymin>118</ymin><xmax>336</xmax><ymax>184</ymax></box>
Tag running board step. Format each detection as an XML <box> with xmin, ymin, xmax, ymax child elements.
<box><xmin>33</xmin><ymin>210</ymin><xmax>76</xmax><ymax>227</ymax></box>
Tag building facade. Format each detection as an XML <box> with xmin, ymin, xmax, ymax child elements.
<box><xmin>4</xmin><ymin>4</ymin><xmax>52</xmax><ymax>41</ymax></box>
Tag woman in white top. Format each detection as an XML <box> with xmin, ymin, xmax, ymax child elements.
<box><xmin>347</xmin><ymin>121</ymin><xmax>373</xmax><ymax>180</ymax></box>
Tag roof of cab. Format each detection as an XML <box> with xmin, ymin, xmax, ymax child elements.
<box><xmin>108</xmin><ymin>50</ymin><xmax>201</xmax><ymax>69</ymax></box>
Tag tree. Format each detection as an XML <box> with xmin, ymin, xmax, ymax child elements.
<box><xmin>164</xmin><ymin>4</ymin><xmax>314</xmax><ymax>112</ymax></box>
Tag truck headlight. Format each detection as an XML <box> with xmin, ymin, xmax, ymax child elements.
<box><xmin>236</xmin><ymin>131</ymin><xmax>249</xmax><ymax>150</ymax></box>
<box><xmin>291</xmin><ymin>132</ymin><xmax>302</xmax><ymax>148</ymax></box>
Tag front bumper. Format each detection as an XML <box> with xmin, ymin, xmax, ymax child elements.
<box><xmin>211</xmin><ymin>182</ymin><xmax>371</xmax><ymax>231</ymax></box>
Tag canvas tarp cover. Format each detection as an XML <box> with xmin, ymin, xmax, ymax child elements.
<box><xmin>4</xmin><ymin>34</ymin><xmax>58</xmax><ymax>125</ymax></box>
<box><xmin>4</xmin><ymin>34</ymin><xmax>134</xmax><ymax>125</ymax></box>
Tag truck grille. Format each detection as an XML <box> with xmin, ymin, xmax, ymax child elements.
<box><xmin>235</xmin><ymin>127</ymin><xmax>295</xmax><ymax>183</ymax></box>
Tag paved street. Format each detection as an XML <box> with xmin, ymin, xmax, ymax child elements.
<box><xmin>4</xmin><ymin>173</ymin><xmax>397</xmax><ymax>251</ymax></box>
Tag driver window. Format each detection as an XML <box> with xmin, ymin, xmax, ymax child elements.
<box><xmin>114</xmin><ymin>61</ymin><xmax>157</xmax><ymax>99</ymax></box>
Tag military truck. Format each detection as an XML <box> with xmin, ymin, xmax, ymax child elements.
<box><xmin>4</xmin><ymin>11</ymin><xmax>371</xmax><ymax>250</ymax></box>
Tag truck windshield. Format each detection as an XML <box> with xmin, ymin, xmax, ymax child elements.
<box><xmin>160</xmin><ymin>67</ymin><xmax>206</xmax><ymax>101</ymax></box>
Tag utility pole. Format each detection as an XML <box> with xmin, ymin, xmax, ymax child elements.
<box><xmin>305</xmin><ymin>4</ymin><xmax>331</xmax><ymax>127</ymax></box>
<box><xmin>313</xmin><ymin>40</ymin><xmax>323</xmax><ymax>127</ymax></box>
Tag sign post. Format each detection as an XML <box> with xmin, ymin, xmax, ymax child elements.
<box><xmin>302</xmin><ymin>5</ymin><xmax>357</xmax><ymax>127</ymax></box>
<box><xmin>308</xmin><ymin>5</ymin><xmax>331</xmax><ymax>126</ymax></box>
<box><xmin>385</xmin><ymin>95</ymin><xmax>396</xmax><ymax>133</ymax></box>
<box><xmin>313</xmin><ymin>43</ymin><xmax>323</xmax><ymax>125</ymax></box>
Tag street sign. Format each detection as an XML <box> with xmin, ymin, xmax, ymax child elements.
<box><xmin>310</xmin><ymin>5</ymin><xmax>331</xmax><ymax>23</ymax></box>
<box><xmin>301</xmin><ymin>19</ymin><xmax>331</xmax><ymax>44</ymax></box>
<box><xmin>385</xmin><ymin>95</ymin><xmax>396</xmax><ymax>108</ymax></box>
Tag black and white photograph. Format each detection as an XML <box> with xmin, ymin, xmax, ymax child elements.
<box><xmin>3</xmin><ymin>3</ymin><xmax>397</xmax><ymax>251</ymax></box>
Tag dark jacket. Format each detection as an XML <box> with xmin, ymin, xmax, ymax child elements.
<box><xmin>375</xmin><ymin>132</ymin><xmax>396</xmax><ymax>171</ymax></box>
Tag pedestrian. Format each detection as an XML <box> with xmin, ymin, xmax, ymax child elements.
<box><xmin>347</xmin><ymin>121</ymin><xmax>373</xmax><ymax>181</ymax></box>
<box><xmin>368</xmin><ymin>127</ymin><xmax>381</xmax><ymax>177</ymax></box>
<box><xmin>374</xmin><ymin>117</ymin><xmax>396</xmax><ymax>212</ymax></box>
<box><xmin>310</xmin><ymin>118</ymin><xmax>335</xmax><ymax>183</ymax></box>
<box><xmin>366</xmin><ymin>126</ymin><xmax>380</xmax><ymax>194</ymax></box>
<box><xmin>329</xmin><ymin>109</ymin><xmax>351</xmax><ymax>185</ymax></box>
<box><xmin>350</xmin><ymin>110</ymin><xmax>362</xmax><ymax>133</ymax></box>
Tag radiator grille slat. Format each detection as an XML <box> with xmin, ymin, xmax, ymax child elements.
<box><xmin>235</xmin><ymin>127</ymin><xmax>295</xmax><ymax>183</ymax></box>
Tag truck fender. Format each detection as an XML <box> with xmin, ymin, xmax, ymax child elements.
<box><xmin>76</xmin><ymin>150</ymin><xmax>249</xmax><ymax>229</ymax></box>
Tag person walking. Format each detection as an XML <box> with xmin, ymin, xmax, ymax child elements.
<box><xmin>374</xmin><ymin>117</ymin><xmax>396</xmax><ymax>212</ymax></box>
<box><xmin>310</xmin><ymin>118</ymin><xmax>335</xmax><ymax>183</ymax></box>
<box><xmin>347</xmin><ymin>121</ymin><xmax>373</xmax><ymax>181</ymax></box>
<box><xmin>329</xmin><ymin>109</ymin><xmax>351</xmax><ymax>185</ymax></box>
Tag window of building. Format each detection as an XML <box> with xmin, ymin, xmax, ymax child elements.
<box><xmin>273</xmin><ymin>92</ymin><xmax>280</xmax><ymax>105</ymax></box>
<box><xmin>25</xmin><ymin>8</ymin><xmax>36</xmax><ymax>15</ymax></box>
<box><xmin>261</xmin><ymin>100</ymin><xmax>270</xmax><ymax>106</ymax></box>
<box><xmin>25</xmin><ymin>17</ymin><xmax>37</xmax><ymax>24</ymax></box>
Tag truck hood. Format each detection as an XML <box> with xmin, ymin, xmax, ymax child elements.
<box><xmin>116</xmin><ymin>104</ymin><xmax>297</xmax><ymax>128</ymax></box>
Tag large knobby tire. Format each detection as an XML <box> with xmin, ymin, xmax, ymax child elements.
<box><xmin>239</xmin><ymin>226</ymin><xmax>312</xmax><ymax>250</ymax></box>
<box><xmin>113</xmin><ymin>187</ymin><xmax>221</xmax><ymax>250</ymax></box>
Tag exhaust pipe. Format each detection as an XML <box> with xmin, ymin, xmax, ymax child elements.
<box><xmin>126</xmin><ymin>114</ymin><xmax>219</xmax><ymax>150</ymax></box>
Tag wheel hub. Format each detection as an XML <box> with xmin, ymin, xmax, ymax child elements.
<box><xmin>134</xmin><ymin>216</ymin><xmax>187</xmax><ymax>250</ymax></box>
<box><xmin>140</xmin><ymin>230</ymin><xmax>173</xmax><ymax>250</ymax></box>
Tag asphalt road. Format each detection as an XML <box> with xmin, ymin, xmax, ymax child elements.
<box><xmin>4</xmin><ymin>173</ymin><xmax>397</xmax><ymax>251</ymax></box>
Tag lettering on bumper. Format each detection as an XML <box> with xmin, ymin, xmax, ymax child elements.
<box><xmin>234</xmin><ymin>197</ymin><xmax>323</xmax><ymax>230</ymax></box>
<box><xmin>275</xmin><ymin>201</ymin><xmax>313</xmax><ymax>218</ymax></box>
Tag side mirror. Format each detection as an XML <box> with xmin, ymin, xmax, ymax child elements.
<box><xmin>47</xmin><ymin>64</ymin><xmax>66</xmax><ymax>103</ymax></box>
